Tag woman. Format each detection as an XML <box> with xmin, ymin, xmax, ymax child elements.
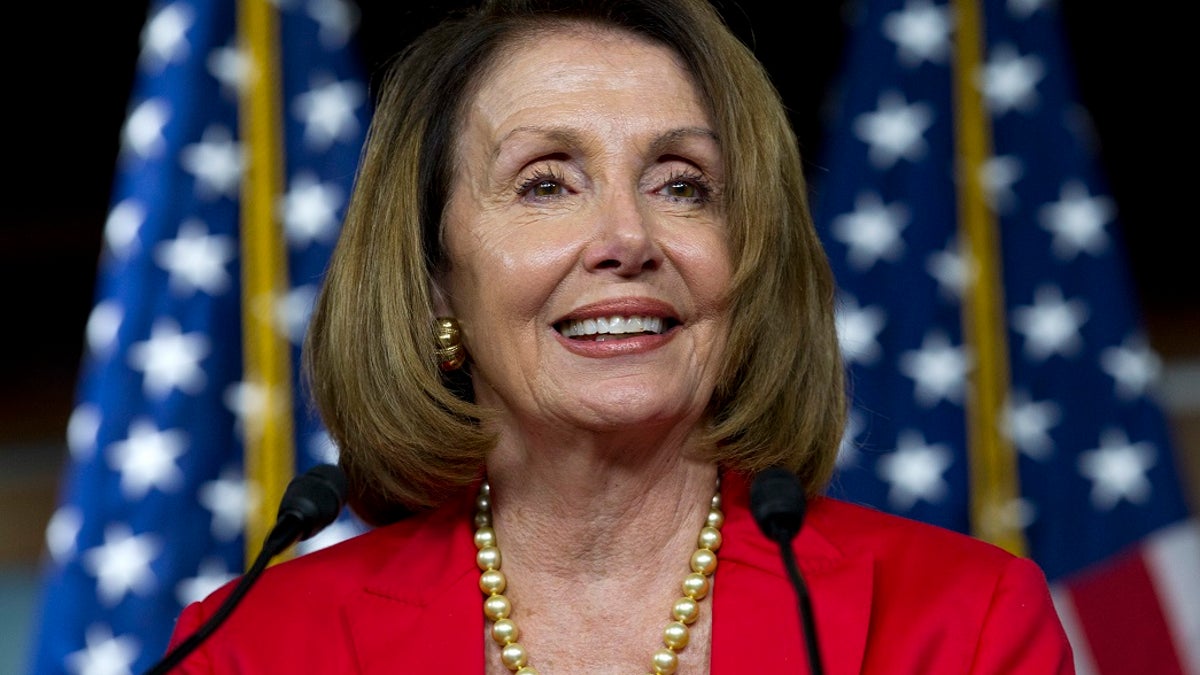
<box><xmin>166</xmin><ymin>0</ymin><xmax>1075</xmax><ymax>672</ymax></box>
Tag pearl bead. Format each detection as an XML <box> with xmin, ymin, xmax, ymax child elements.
<box><xmin>479</xmin><ymin>569</ymin><xmax>506</xmax><ymax>594</ymax></box>
<box><xmin>515</xmin><ymin>668</ymin><xmax>538</xmax><ymax>675</ymax></box>
<box><xmin>491</xmin><ymin>618</ymin><xmax>518</xmax><ymax>645</ymax></box>
<box><xmin>690</xmin><ymin>549</ymin><xmax>717</xmax><ymax>575</ymax></box>
<box><xmin>476</xmin><ymin>493</ymin><xmax>491</xmax><ymax>511</ymax></box>
<box><xmin>651</xmin><ymin>648</ymin><xmax>678</xmax><ymax>674</ymax></box>
<box><xmin>663</xmin><ymin>621</ymin><xmax>690</xmax><ymax>650</ymax></box>
<box><xmin>697</xmin><ymin>526</ymin><xmax>722</xmax><ymax>551</ymax></box>
<box><xmin>475</xmin><ymin>526</ymin><xmax>497</xmax><ymax>549</ymax></box>
<box><xmin>480</xmin><ymin>481</ymin><xmax>490</xmax><ymax>495</ymax></box>
<box><xmin>484</xmin><ymin>594</ymin><xmax>511</xmax><ymax>620</ymax></box>
<box><xmin>710</xmin><ymin>494</ymin><xmax>722</xmax><ymax>510</ymax></box>
<box><xmin>477</xmin><ymin>545</ymin><xmax>501</xmax><ymax>570</ymax></box>
<box><xmin>682</xmin><ymin>572</ymin><xmax>709</xmax><ymax>599</ymax></box>
<box><xmin>672</xmin><ymin>597</ymin><xmax>700</xmax><ymax>624</ymax></box>
<box><xmin>500</xmin><ymin>642</ymin><xmax>528</xmax><ymax>669</ymax></box>
<box><xmin>706</xmin><ymin>509</ymin><xmax>724</xmax><ymax>528</ymax></box>
<box><xmin>475</xmin><ymin>511</ymin><xmax>492</xmax><ymax>528</ymax></box>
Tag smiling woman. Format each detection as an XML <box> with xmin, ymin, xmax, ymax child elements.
<box><xmin>160</xmin><ymin>1</ymin><xmax>1075</xmax><ymax>673</ymax></box>
<box><xmin>437</xmin><ymin>27</ymin><xmax>733</xmax><ymax>441</ymax></box>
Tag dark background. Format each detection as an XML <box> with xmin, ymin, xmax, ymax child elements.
<box><xmin>3</xmin><ymin>0</ymin><xmax>1195</xmax><ymax>448</ymax></box>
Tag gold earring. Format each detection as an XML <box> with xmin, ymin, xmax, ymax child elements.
<box><xmin>435</xmin><ymin>317</ymin><xmax>466</xmax><ymax>371</ymax></box>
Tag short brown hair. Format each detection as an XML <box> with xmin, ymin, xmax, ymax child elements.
<box><xmin>303</xmin><ymin>0</ymin><xmax>846</xmax><ymax>524</ymax></box>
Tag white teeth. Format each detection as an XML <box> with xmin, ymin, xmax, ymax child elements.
<box><xmin>559</xmin><ymin>315</ymin><xmax>668</xmax><ymax>338</ymax></box>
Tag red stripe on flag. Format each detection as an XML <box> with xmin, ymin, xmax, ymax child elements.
<box><xmin>1067</xmin><ymin>547</ymin><xmax>1186</xmax><ymax>675</ymax></box>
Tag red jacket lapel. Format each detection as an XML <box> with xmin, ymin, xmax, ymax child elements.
<box><xmin>713</xmin><ymin>472</ymin><xmax>874</xmax><ymax>675</ymax></box>
<box><xmin>342</xmin><ymin>488</ymin><xmax>485</xmax><ymax>674</ymax></box>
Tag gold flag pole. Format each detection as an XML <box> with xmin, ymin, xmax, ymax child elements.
<box><xmin>951</xmin><ymin>0</ymin><xmax>1026</xmax><ymax>556</ymax></box>
<box><xmin>237</xmin><ymin>0</ymin><xmax>295</xmax><ymax>568</ymax></box>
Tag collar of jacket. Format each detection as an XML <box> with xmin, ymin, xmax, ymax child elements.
<box><xmin>339</xmin><ymin>470</ymin><xmax>873</xmax><ymax>674</ymax></box>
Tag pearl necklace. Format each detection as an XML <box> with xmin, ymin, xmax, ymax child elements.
<box><xmin>473</xmin><ymin>476</ymin><xmax>724</xmax><ymax>675</ymax></box>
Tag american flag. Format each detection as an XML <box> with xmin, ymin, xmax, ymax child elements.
<box><xmin>25</xmin><ymin>0</ymin><xmax>370</xmax><ymax>673</ymax></box>
<box><xmin>810</xmin><ymin>0</ymin><xmax>1199</xmax><ymax>673</ymax></box>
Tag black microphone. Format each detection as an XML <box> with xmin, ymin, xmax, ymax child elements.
<box><xmin>750</xmin><ymin>467</ymin><xmax>824</xmax><ymax>675</ymax></box>
<box><xmin>262</xmin><ymin>463</ymin><xmax>348</xmax><ymax>555</ymax></box>
<box><xmin>144</xmin><ymin>463</ymin><xmax>348</xmax><ymax>675</ymax></box>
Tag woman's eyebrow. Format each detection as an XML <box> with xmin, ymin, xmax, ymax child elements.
<box><xmin>492</xmin><ymin>125</ymin><xmax>718</xmax><ymax>162</ymax></box>
<box><xmin>492</xmin><ymin>125</ymin><xmax>587</xmax><ymax>161</ymax></box>
<box><xmin>647</xmin><ymin>126</ymin><xmax>720</xmax><ymax>158</ymax></box>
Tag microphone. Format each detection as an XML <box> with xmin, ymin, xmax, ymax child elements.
<box><xmin>750</xmin><ymin>467</ymin><xmax>824</xmax><ymax>675</ymax></box>
<box><xmin>144</xmin><ymin>463</ymin><xmax>348</xmax><ymax>675</ymax></box>
<box><xmin>262</xmin><ymin>463</ymin><xmax>348</xmax><ymax>555</ymax></box>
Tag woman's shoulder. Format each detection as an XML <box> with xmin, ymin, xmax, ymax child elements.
<box><xmin>192</xmin><ymin>502</ymin><xmax>468</xmax><ymax>616</ymax></box>
<box><xmin>162</xmin><ymin>504</ymin><xmax>478</xmax><ymax>671</ymax></box>
<box><xmin>722</xmin><ymin>470</ymin><xmax>1030</xmax><ymax>576</ymax></box>
<box><xmin>802</xmin><ymin>495</ymin><xmax>1057</xmax><ymax>599</ymax></box>
<box><xmin>259</xmin><ymin>517</ymin><xmax>420</xmax><ymax>585</ymax></box>
<box><xmin>804</xmin><ymin>498</ymin><xmax>1074</xmax><ymax>672</ymax></box>
<box><xmin>811</xmin><ymin>497</ymin><xmax>1016</xmax><ymax>561</ymax></box>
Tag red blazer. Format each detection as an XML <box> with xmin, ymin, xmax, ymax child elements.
<box><xmin>167</xmin><ymin>472</ymin><xmax>1074</xmax><ymax>673</ymax></box>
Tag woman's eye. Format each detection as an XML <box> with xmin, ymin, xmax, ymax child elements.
<box><xmin>516</xmin><ymin>166</ymin><xmax>568</xmax><ymax>198</ymax></box>
<box><xmin>657</xmin><ymin>175</ymin><xmax>710</xmax><ymax>203</ymax></box>
<box><xmin>663</xmin><ymin>180</ymin><xmax>699</xmax><ymax>199</ymax></box>
<box><xmin>525</xmin><ymin>179</ymin><xmax>563</xmax><ymax>197</ymax></box>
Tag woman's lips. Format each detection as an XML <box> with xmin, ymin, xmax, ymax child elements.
<box><xmin>557</xmin><ymin>315</ymin><xmax>669</xmax><ymax>339</ymax></box>
<box><xmin>552</xmin><ymin>298</ymin><xmax>682</xmax><ymax>355</ymax></box>
<box><xmin>554</xmin><ymin>324</ymin><xmax>678</xmax><ymax>356</ymax></box>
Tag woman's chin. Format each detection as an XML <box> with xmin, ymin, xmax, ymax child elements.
<box><xmin>541</xmin><ymin>386</ymin><xmax>709</xmax><ymax>438</ymax></box>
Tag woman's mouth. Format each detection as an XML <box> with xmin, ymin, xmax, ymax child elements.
<box><xmin>555</xmin><ymin>315</ymin><xmax>678</xmax><ymax>341</ymax></box>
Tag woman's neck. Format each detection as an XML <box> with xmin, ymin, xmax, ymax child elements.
<box><xmin>479</xmin><ymin>432</ymin><xmax>720</xmax><ymax>674</ymax></box>
<box><xmin>490</xmin><ymin>461</ymin><xmax>716</xmax><ymax>570</ymax></box>
<box><xmin>484</xmin><ymin>426</ymin><xmax>718</xmax><ymax>574</ymax></box>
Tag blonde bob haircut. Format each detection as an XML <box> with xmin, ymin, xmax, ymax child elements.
<box><xmin>304</xmin><ymin>0</ymin><xmax>847</xmax><ymax>525</ymax></box>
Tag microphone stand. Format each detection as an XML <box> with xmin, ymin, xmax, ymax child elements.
<box><xmin>143</xmin><ymin>464</ymin><xmax>347</xmax><ymax>674</ymax></box>
<box><xmin>143</xmin><ymin>534</ymin><xmax>280</xmax><ymax>675</ymax></box>
<box><xmin>750</xmin><ymin>467</ymin><xmax>825</xmax><ymax>675</ymax></box>
<box><xmin>774</xmin><ymin>533</ymin><xmax>824</xmax><ymax>675</ymax></box>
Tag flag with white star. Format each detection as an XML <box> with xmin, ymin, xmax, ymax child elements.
<box><xmin>812</xmin><ymin>0</ymin><xmax>1199</xmax><ymax>673</ymax></box>
<box><xmin>26</xmin><ymin>1</ymin><xmax>370</xmax><ymax>673</ymax></box>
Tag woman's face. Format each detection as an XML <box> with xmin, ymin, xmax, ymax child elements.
<box><xmin>437</xmin><ymin>27</ymin><xmax>731</xmax><ymax>436</ymax></box>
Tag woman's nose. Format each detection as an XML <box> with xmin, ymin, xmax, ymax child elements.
<box><xmin>582</xmin><ymin>190</ymin><xmax>663</xmax><ymax>276</ymax></box>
